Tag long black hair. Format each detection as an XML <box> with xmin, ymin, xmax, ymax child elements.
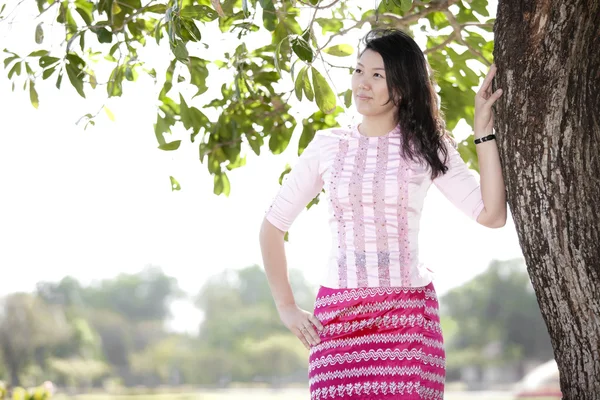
<box><xmin>360</xmin><ymin>28</ymin><xmax>452</xmax><ymax>179</ymax></box>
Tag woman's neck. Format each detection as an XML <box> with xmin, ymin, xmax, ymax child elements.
<box><xmin>358</xmin><ymin>116</ymin><xmax>398</xmax><ymax>137</ymax></box>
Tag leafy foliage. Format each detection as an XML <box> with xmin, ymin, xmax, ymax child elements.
<box><xmin>1</xmin><ymin>0</ymin><xmax>495</xmax><ymax>194</ymax></box>
<box><xmin>441</xmin><ymin>259</ymin><xmax>554</xmax><ymax>373</ymax></box>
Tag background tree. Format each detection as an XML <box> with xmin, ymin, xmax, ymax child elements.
<box><xmin>493</xmin><ymin>1</ymin><xmax>600</xmax><ymax>398</ymax></box>
<box><xmin>194</xmin><ymin>265</ymin><xmax>311</xmax><ymax>385</ymax></box>
<box><xmin>0</xmin><ymin>293</ymin><xmax>72</xmax><ymax>386</ymax></box>
<box><xmin>32</xmin><ymin>266</ymin><xmax>184</xmax><ymax>387</ymax></box>
<box><xmin>441</xmin><ymin>259</ymin><xmax>554</xmax><ymax>382</ymax></box>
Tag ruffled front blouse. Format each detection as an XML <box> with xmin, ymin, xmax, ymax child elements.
<box><xmin>265</xmin><ymin>124</ymin><xmax>484</xmax><ymax>289</ymax></box>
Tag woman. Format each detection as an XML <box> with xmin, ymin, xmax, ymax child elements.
<box><xmin>259</xmin><ymin>29</ymin><xmax>506</xmax><ymax>399</ymax></box>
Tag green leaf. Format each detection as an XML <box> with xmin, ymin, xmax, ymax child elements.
<box><xmin>470</xmin><ymin>0</ymin><xmax>490</xmax><ymax>17</ymax></box>
<box><xmin>74</xmin><ymin>0</ymin><xmax>93</xmax><ymax>25</ymax></box>
<box><xmin>88</xmin><ymin>69</ymin><xmax>97</xmax><ymax>88</ymax></box>
<box><xmin>158</xmin><ymin>140</ymin><xmax>182</xmax><ymax>151</ymax></box>
<box><xmin>400</xmin><ymin>0</ymin><xmax>413</xmax><ymax>12</ymax></box>
<box><xmin>247</xmin><ymin>134</ymin><xmax>263</xmax><ymax>155</ymax></box>
<box><xmin>302</xmin><ymin>67</ymin><xmax>314</xmax><ymax>101</ymax></box>
<box><xmin>180</xmin><ymin>5</ymin><xmax>219</xmax><ymax>21</ymax></box>
<box><xmin>292</xmin><ymin>37</ymin><xmax>314</xmax><ymax>63</ymax></box>
<box><xmin>323</xmin><ymin>44</ymin><xmax>354</xmax><ymax>57</ymax></box>
<box><xmin>107</xmin><ymin>65</ymin><xmax>123</xmax><ymax>97</ymax></box>
<box><xmin>179</xmin><ymin>94</ymin><xmax>210</xmax><ymax>136</ymax></box>
<box><xmin>294</xmin><ymin>66</ymin><xmax>306</xmax><ymax>101</ymax></box>
<box><xmin>273</xmin><ymin>31</ymin><xmax>289</xmax><ymax>76</ymax></box>
<box><xmin>311</xmin><ymin>67</ymin><xmax>336</xmax><ymax>113</ymax></box>
<box><xmin>315</xmin><ymin>18</ymin><xmax>342</xmax><ymax>34</ymax></box>
<box><xmin>456</xmin><ymin>7</ymin><xmax>480</xmax><ymax>23</ymax></box>
<box><xmin>154</xmin><ymin>20</ymin><xmax>163</xmax><ymax>44</ymax></box>
<box><xmin>146</xmin><ymin>4</ymin><xmax>168</xmax><ymax>14</ymax></box>
<box><xmin>66</xmin><ymin>63</ymin><xmax>85</xmax><ymax>98</ymax></box>
<box><xmin>8</xmin><ymin>62</ymin><xmax>22</xmax><ymax>79</ymax></box>
<box><xmin>457</xmin><ymin>137</ymin><xmax>479</xmax><ymax>172</ymax></box>
<box><xmin>56</xmin><ymin>70</ymin><xmax>63</xmax><ymax>89</ymax></box>
<box><xmin>29</xmin><ymin>80</ymin><xmax>39</xmax><ymax>109</ymax></box>
<box><xmin>213</xmin><ymin>173</ymin><xmax>231</xmax><ymax>196</ymax></box>
<box><xmin>259</xmin><ymin>0</ymin><xmax>277</xmax><ymax>31</ymax></box>
<box><xmin>42</xmin><ymin>66</ymin><xmax>57</xmax><ymax>79</ymax></box>
<box><xmin>35</xmin><ymin>22</ymin><xmax>44</xmax><ymax>44</ymax></box>
<box><xmin>28</xmin><ymin>50</ymin><xmax>48</xmax><ymax>57</ymax></box>
<box><xmin>39</xmin><ymin>55</ymin><xmax>60</xmax><ymax>68</ymax></box>
<box><xmin>343</xmin><ymin>89</ymin><xmax>352</xmax><ymax>108</ymax></box>
<box><xmin>426</xmin><ymin>12</ymin><xmax>450</xmax><ymax>29</ymax></box>
<box><xmin>96</xmin><ymin>28</ymin><xmax>113</xmax><ymax>43</ymax></box>
<box><xmin>111</xmin><ymin>1</ymin><xmax>122</xmax><ymax>16</ymax></box>
<box><xmin>180</xmin><ymin>18</ymin><xmax>201</xmax><ymax>42</ymax></box>
<box><xmin>3</xmin><ymin>55</ymin><xmax>19</xmax><ymax>69</ymax></box>
<box><xmin>171</xmin><ymin>39</ymin><xmax>189</xmax><ymax>62</ymax></box>
<box><xmin>298</xmin><ymin>122</ymin><xmax>316</xmax><ymax>154</ymax></box>
<box><xmin>104</xmin><ymin>105</ymin><xmax>115</xmax><ymax>121</ymax></box>
<box><xmin>125</xmin><ymin>66</ymin><xmax>134</xmax><ymax>81</ymax></box>
<box><xmin>188</xmin><ymin>57</ymin><xmax>209</xmax><ymax>96</ymax></box>
<box><xmin>169</xmin><ymin>176</ymin><xmax>181</xmax><ymax>191</ymax></box>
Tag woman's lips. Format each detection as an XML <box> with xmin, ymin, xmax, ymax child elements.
<box><xmin>356</xmin><ymin>95</ymin><xmax>372</xmax><ymax>100</ymax></box>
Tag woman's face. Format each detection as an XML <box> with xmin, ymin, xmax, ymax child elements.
<box><xmin>351</xmin><ymin>49</ymin><xmax>398</xmax><ymax>119</ymax></box>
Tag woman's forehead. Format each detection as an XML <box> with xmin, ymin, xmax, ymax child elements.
<box><xmin>357</xmin><ymin>49</ymin><xmax>384</xmax><ymax>68</ymax></box>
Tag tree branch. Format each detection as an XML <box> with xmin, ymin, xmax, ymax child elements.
<box><xmin>297</xmin><ymin>0</ymin><xmax>343</xmax><ymax>10</ymax></box>
<box><xmin>444</xmin><ymin>10</ymin><xmax>491</xmax><ymax>66</ymax></box>
<box><xmin>377</xmin><ymin>0</ymin><xmax>459</xmax><ymax>27</ymax></box>
<box><xmin>314</xmin><ymin>0</ymin><xmax>458</xmax><ymax>55</ymax></box>
<box><xmin>424</xmin><ymin>33</ymin><xmax>457</xmax><ymax>54</ymax></box>
<box><xmin>66</xmin><ymin>1</ymin><xmax>158</xmax><ymax>52</ymax></box>
<box><xmin>461</xmin><ymin>22</ymin><xmax>494</xmax><ymax>28</ymax></box>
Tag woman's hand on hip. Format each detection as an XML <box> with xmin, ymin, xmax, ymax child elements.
<box><xmin>277</xmin><ymin>304</ymin><xmax>324</xmax><ymax>350</ymax></box>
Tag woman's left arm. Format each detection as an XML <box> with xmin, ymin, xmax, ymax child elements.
<box><xmin>474</xmin><ymin>64</ymin><xmax>507</xmax><ymax>228</ymax></box>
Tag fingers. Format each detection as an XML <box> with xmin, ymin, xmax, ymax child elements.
<box><xmin>302</xmin><ymin>324</ymin><xmax>321</xmax><ymax>346</ymax></box>
<box><xmin>309</xmin><ymin>314</ymin><xmax>324</xmax><ymax>332</ymax></box>
<box><xmin>294</xmin><ymin>314</ymin><xmax>323</xmax><ymax>349</ymax></box>
<box><xmin>485</xmin><ymin>88</ymin><xmax>503</xmax><ymax>106</ymax></box>
<box><xmin>478</xmin><ymin>64</ymin><xmax>497</xmax><ymax>97</ymax></box>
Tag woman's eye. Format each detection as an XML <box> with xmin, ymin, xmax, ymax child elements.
<box><xmin>374</xmin><ymin>73</ymin><xmax>383</xmax><ymax>78</ymax></box>
<box><xmin>354</xmin><ymin>68</ymin><xmax>362</xmax><ymax>74</ymax></box>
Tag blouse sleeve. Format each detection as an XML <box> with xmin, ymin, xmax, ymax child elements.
<box><xmin>432</xmin><ymin>139</ymin><xmax>485</xmax><ymax>221</ymax></box>
<box><xmin>264</xmin><ymin>134</ymin><xmax>324</xmax><ymax>232</ymax></box>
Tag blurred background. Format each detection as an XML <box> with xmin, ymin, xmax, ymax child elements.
<box><xmin>0</xmin><ymin>0</ymin><xmax>560</xmax><ymax>399</ymax></box>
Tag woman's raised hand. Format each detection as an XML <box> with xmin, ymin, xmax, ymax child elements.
<box><xmin>474</xmin><ymin>63</ymin><xmax>503</xmax><ymax>135</ymax></box>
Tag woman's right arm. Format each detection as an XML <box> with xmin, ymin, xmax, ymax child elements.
<box><xmin>259</xmin><ymin>219</ymin><xmax>322</xmax><ymax>349</ymax></box>
<box><xmin>259</xmin><ymin>134</ymin><xmax>326</xmax><ymax>349</ymax></box>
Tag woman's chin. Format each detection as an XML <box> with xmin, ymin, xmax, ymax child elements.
<box><xmin>355</xmin><ymin>107</ymin><xmax>377</xmax><ymax>117</ymax></box>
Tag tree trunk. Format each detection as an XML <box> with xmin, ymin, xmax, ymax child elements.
<box><xmin>2</xmin><ymin>343</ymin><xmax>22</xmax><ymax>388</ymax></box>
<box><xmin>494</xmin><ymin>1</ymin><xmax>600</xmax><ymax>398</ymax></box>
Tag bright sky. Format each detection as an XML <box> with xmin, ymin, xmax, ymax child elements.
<box><xmin>0</xmin><ymin>0</ymin><xmax>516</xmax><ymax>333</ymax></box>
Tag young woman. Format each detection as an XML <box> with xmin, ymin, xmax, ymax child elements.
<box><xmin>259</xmin><ymin>28</ymin><xmax>506</xmax><ymax>400</ymax></box>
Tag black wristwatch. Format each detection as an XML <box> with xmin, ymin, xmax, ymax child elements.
<box><xmin>474</xmin><ymin>134</ymin><xmax>496</xmax><ymax>145</ymax></box>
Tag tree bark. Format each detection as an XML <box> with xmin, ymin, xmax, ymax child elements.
<box><xmin>494</xmin><ymin>1</ymin><xmax>600</xmax><ymax>398</ymax></box>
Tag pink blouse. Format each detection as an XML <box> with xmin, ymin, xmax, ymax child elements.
<box><xmin>265</xmin><ymin>124</ymin><xmax>484</xmax><ymax>289</ymax></box>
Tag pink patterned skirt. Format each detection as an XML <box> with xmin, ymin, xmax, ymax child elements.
<box><xmin>308</xmin><ymin>282</ymin><xmax>445</xmax><ymax>399</ymax></box>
